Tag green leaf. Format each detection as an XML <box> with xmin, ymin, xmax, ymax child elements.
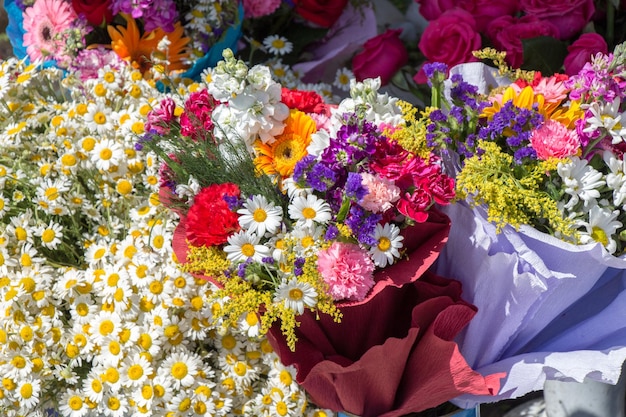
<box><xmin>521</xmin><ymin>36</ymin><xmax>568</xmax><ymax>75</ymax></box>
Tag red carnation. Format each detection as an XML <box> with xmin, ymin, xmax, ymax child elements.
<box><xmin>281</xmin><ymin>88</ymin><xmax>327</xmax><ymax>114</ymax></box>
<box><xmin>185</xmin><ymin>183</ymin><xmax>241</xmax><ymax>247</ymax></box>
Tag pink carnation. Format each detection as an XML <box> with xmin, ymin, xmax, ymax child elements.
<box><xmin>243</xmin><ymin>0</ymin><xmax>281</xmax><ymax>18</ymax></box>
<box><xmin>317</xmin><ymin>242</ymin><xmax>375</xmax><ymax>302</ymax></box>
<box><xmin>360</xmin><ymin>172</ymin><xmax>400</xmax><ymax>213</ymax></box>
<box><xmin>530</xmin><ymin>119</ymin><xmax>581</xmax><ymax>160</ymax></box>
<box><xmin>146</xmin><ymin>97</ymin><xmax>177</xmax><ymax>135</ymax></box>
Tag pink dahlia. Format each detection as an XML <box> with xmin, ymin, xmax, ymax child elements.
<box><xmin>530</xmin><ymin>119</ymin><xmax>581</xmax><ymax>160</ymax></box>
<box><xmin>22</xmin><ymin>0</ymin><xmax>78</xmax><ymax>62</ymax></box>
<box><xmin>317</xmin><ymin>242</ymin><xmax>375</xmax><ymax>302</ymax></box>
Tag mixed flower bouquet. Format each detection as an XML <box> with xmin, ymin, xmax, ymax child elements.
<box><xmin>143</xmin><ymin>49</ymin><xmax>504</xmax><ymax>416</ymax></box>
<box><xmin>0</xmin><ymin>56</ymin><xmax>340</xmax><ymax>417</ymax></box>
<box><xmin>424</xmin><ymin>45</ymin><xmax>626</xmax><ymax>406</ymax></box>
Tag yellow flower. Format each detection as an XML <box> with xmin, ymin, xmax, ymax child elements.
<box><xmin>253</xmin><ymin>110</ymin><xmax>316</xmax><ymax>180</ymax></box>
<box><xmin>482</xmin><ymin>85</ymin><xmax>558</xmax><ymax>120</ymax></box>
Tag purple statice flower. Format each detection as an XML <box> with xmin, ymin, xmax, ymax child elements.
<box><xmin>345</xmin><ymin>172</ymin><xmax>367</xmax><ymax>201</ymax></box>
<box><xmin>223</xmin><ymin>194</ymin><xmax>241</xmax><ymax>211</ymax></box>
<box><xmin>262</xmin><ymin>257</ymin><xmax>275</xmax><ymax>264</ymax></box>
<box><xmin>293</xmin><ymin>155</ymin><xmax>316</xmax><ymax>184</ymax></box>
<box><xmin>325</xmin><ymin>224</ymin><xmax>339</xmax><ymax>240</ymax></box>
<box><xmin>477</xmin><ymin>101</ymin><xmax>543</xmax><ymax>164</ymax></box>
<box><xmin>423</xmin><ymin>62</ymin><xmax>448</xmax><ymax>86</ymax></box>
<box><xmin>142</xmin><ymin>0</ymin><xmax>179</xmax><ymax>32</ymax></box>
<box><xmin>513</xmin><ymin>147</ymin><xmax>538</xmax><ymax>164</ymax></box>
<box><xmin>345</xmin><ymin>205</ymin><xmax>381</xmax><ymax>246</ymax></box>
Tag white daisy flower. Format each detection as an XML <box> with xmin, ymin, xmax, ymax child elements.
<box><xmin>263</xmin><ymin>35</ymin><xmax>293</xmax><ymax>55</ymax></box>
<box><xmin>576</xmin><ymin>205</ymin><xmax>622</xmax><ymax>254</ymax></box>
<box><xmin>370</xmin><ymin>223</ymin><xmax>404</xmax><ymax>268</ymax></box>
<box><xmin>159</xmin><ymin>350</ymin><xmax>201</xmax><ymax>389</ymax></box>
<box><xmin>333</xmin><ymin>67</ymin><xmax>354</xmax><ymax>91</ymax></box>
<box><xmin>120</xmin><ymin>353</ymin><xmax>153</xmax><ymax>388</ymax></box>
<box><xmin>224</xmin><ymin>230</ymin><xmax>271</xmax><ymax>263</ymax></box>
<box><xmin>84</xmin><ymin>101</ymin><xmax>115</xmax><ymax>135</ymax></box>
<box><xmin>35</xmin><ymin>221</ymin><xmax>63</xmax><ymax>249</ymax></box>
<box><xmin>58</xmin><ymin>389</ymin><xmax>88</xmax><ymax>417</ymax></box>
<box><xmin>582</xmin><ymin>97</ymin><xmax>626</xmax><ymax>144</ymax></box>
<box><xmin>274</xmin><ymin>278</ymin><xmax>318</xmax><ymax>315</ymax></box>
<box><xmin>91</xmin><ymin>138</ymin><xmax>125</xmax><ymax>172</ymax></box>
<box><xmin>237</xmin><ymin>194</ymin><xmax>283</xmax><ymax>236</ymax></box>
<box><xmin>288</xmin><ymin>194</ymin><xmax>332</xmax><ymax>228</ymax></box>
<box><xmin>557</xmin><ymin>156</ymin><xmax>605</xmax><ymax>210</ymax></box>
<box><xmin>15</xmin><ymin>378</ymin><xmax>40</xmax><ymax>410</ymax></box>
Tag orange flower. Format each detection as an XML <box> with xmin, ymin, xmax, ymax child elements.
<box><xmin>107</xmin><ymin>14</ymin><xmax>190</xmax><ymax>75</ymax></box>
<box><xmin>254</xmin><ymin>110</ymin><xmax>317</xmax><ymax>180</ymax></box>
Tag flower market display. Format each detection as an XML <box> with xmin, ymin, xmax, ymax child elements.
<box><xmin>6</xmin><ymin>0</ymin><xmax>626</xmax><ymax>416</ymax></box>
<box><xmin>142</xmin><ymin>48</ymin><xmax>503</xmax><ymax>417</ymax></box>
<box><xmin>425</xmin><ymin>44</ymin><xmax>626</xmax><ymax>408</ymax></box>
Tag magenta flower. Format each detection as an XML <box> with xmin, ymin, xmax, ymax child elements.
<box><xmin>22</xmin><ymin>0</ymin><xmax>78</xmax><ymax>62</ymax></box>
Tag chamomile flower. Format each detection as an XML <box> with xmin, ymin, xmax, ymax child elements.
<box><xmin>333</xmin><ymin>67</ymin><xmax>354</xmax><ymax>91</ymax></box>
<box><xmin>263</xmin><ymin>35</ymin><xmax>293</xmax><ymax>56</ymax></box>
<box><xmin>160</xmin><ymin>350</ymin><xmax>201</xmax><ymax>389</ymax></box>
<box><xmin>224</xmin><ymin>230</ymin><xmax>271</xmax><ymax>263</ymax></box>
<box><xmin>84</xmin><ymin>102</ymin><xmax>115</xmax><ymax>135</ymax></box>
<box><xmin>35</xmin><ymin>221</ymin><xmax>64</xmax><ymax>249</ymax></box>
<box><xmin>120</xmin><ymin>353</ymin><xmax>152</xmax><ymax>388</ymax></box>
<box><xmin>91</xmin><ymin>138</ymin><xmax>125</xmax><ymax>171</ymax></box>
<box><xmin>576</xmin><ymin>205</ymin><xmax>622</xmax><ymax>254</ymax></box>
<box><xmin>59</xmin><ymin>389</ymin><xmax>88</xmax><ymax>417</ymax></box>
<box><xmin>15</xmin><ymin>378</ymin><xmax>40</xmax><ymax>409</ymax></box>
<box><xmin>274</xmin><ymin>278</ymin><xmax>318</xmax><ymax>315</ymax></box>
<box><xmin>369</xmin><ymin>222</ymin><xmax>404</xmax><ymax>268</ymax></box>
<box><xmin>237</xmin><ymin>194</ymin><xmax>283</xmax><ymax>236</ymax></box>
<box><xmin>288</xmin><ymin>194</ymin><xmax>332</xmax><ymax>228</ymax></box>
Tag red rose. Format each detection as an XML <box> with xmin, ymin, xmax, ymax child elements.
<box><xmin>416</xmin><ymin>9</ymin><xmax>481</xmax><ymax>83</ymax></box>
<box><xmin>520</xmin><ymin>0</ymin><xmax>595</xmax><ymax>40</ymax></box>
<box><xmin>185</xmin><ymin>183</ymin><xmax>241</xmax><ymax>247</ymax></box>
<box><xmin>294</xmin><ymin>0</ymin><xmax>349</xmax><ymax>28</ymax></box>
<box><xmin>281</xmin><ymin>88</ymin><xmax>326</xmax><ymax>114</ymax></box>
<box><xmin>71</xmin><ymin>0</ymin><xmax>114</xmax><ymax>27</ymax></box>
<box><xmin>352</xmin><ymin>29</ymin><xmax>409</xmax><ymax>86</ymax></box>
<box><xmin>486</xmin><ymin>15</ymin><xmax>560</xmax><ymax>68</ymax></box>
<box><xmin>563</xmin><ymin>33</ymin><xmax>608</xmax><ymax>76</ymax></box>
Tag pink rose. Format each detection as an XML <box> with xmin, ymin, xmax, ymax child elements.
<box><xmin>486</xmin><ymin>15</ymin><xmax>560</xmax><ymax>68</ymax></box>
<box><xmin>417</xmin><ymin>9</ymin><xmax>481</xmax><ymax>82</ymax></box>
<box><xmin>317</xmin><ymin>242</ymin><xmax>375</xmax><ymax>302</ymax></box>
<box><xmin>461</xmin><ymin>0</ymin><xmax>520</xmax><ymax>32</ymax></box>
<box><xmin>415</xmin><ymin>0</ymin><xmax>466</xmax><ymax>21</ymax></box>
<box><xmin>352</xmin><ymin>29</ymin><xmax>409</xmax><ymax>86</ymax></box>
<box><xmin>520</xmin><ymin>0</ymin><xmax>595</xmax><ymax>40</ymax></box>
<box><xmin>563</xmin><ymin>33</ymin><xmax>608</xmax><ymax>76</ymax></box>
<box><xmin>242</xmin><ymin>0</ymin><xmax>281</xmax><ymax>18</ymax></box>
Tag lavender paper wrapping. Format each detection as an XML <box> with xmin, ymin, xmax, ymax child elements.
<box><xmin>435</xmin><ymin>201</ymin><xmax>626</xmax><ymax>408</ymax></box>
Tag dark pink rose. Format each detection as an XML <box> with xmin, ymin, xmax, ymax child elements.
<box><xmin>563</xmin><ymin>33</ymin><xmax>608</xmax><ymax>76</ymax></box>
<box><xmin>416</xmin><ymin>9</ymin><xmax>481</xmax><ymax>82</ymax></box>
<box><xmin>415</xmin><ymin>0</ymin><xmax>467</xmax><ymax>21</ymax></box>
<box><xmin>520</xmin><ymin>0</ymin><xmax>595</xmax><ymax>40</ymax></box>
<box><xmin>461</xmin><ymin>0</ymin><xmax>520</xmax><ymax>32</ymax></box>
<box><xmin>352</xmin><ymin>29</ymin><xmax>409</xmax><ymax>86</ymax></box>
<box><xmin>486</xmin><ymin>15</ymin><xmax>560</xmax><ymax>68</ymax></box>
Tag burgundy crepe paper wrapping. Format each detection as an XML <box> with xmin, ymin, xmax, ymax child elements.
<box><xmin>265</xmin><ymin>210</ymin><xmax>504</xmax><ymax>417</ymax></box>
<box><xmin>170</xmin><ymin>205</ymin><xmax>504</xmax><ymax>416</ymax></box>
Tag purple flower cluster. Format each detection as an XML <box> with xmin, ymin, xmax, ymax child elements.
<box><xmin>425</xmin><ymin>73</ymin><xmax>489</xmax><ymax>159</ymax></box>
<box><xmin>565</xmin><ymin>53</ymin><xmax>626</xmax><ymax>103</ymax></box>
<box><xmin>477</xmin><ymin>101</ymin><xmax>544</xmax><ymax>164</ymax></box>
<box><xmin>110</xmin><ymin>0</ymin><xmax>179</xmax><ymax>32</ymax></box>
<box><xmin>292</xmin><ymin>113</ymin><xmax>384</xmax><ymax>245</ymax></box>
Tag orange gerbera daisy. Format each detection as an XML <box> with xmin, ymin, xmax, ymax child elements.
<box><xmin>107</xmin><ymin>14</ymin><xmax>190</xmax><ymax>75</ymax></box>
<box><xmin>254</xmin><ymin>110</ymin><xmax>317</xmax><ymax>180</ymax></box>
